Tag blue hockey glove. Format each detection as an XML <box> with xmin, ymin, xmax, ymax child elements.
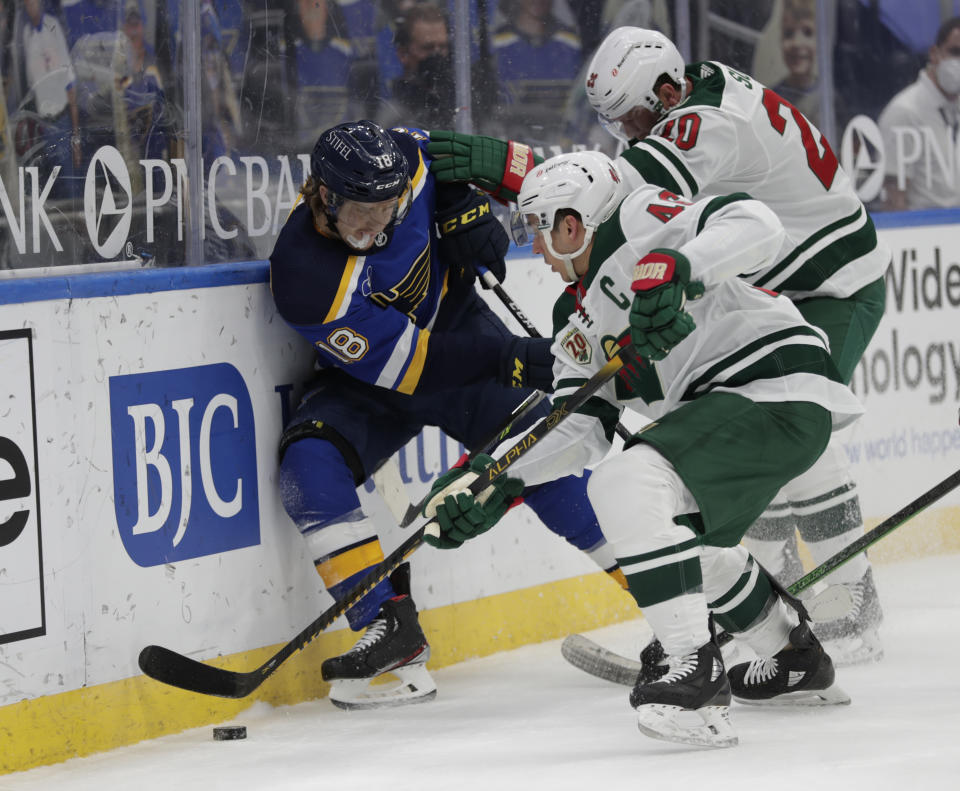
<box><xmin>436</xmin><ymin>189</ymin><xmax>509</xmax><ymax>286</ymax></box>
<box><xmin>499</xmin><ymin>337</ymin><xmax>555</xmax><ymax>392</ymax></box>
<box><xmin>422</xmin><ymin>454</ymin><xmax>525</xmax><ymax>549</ymax></box>
<box><xmin>629</xmin><ymin>248</ymin><xmax>705</xmax><ymax>361</ymax></box>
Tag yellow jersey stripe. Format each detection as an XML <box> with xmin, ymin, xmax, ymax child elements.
<box><xmin>324</xmin><ymin>254</ymin><xmax>362</xmax><ymax>324</ymax></box>
<box><xmin>397</xmin><ymin>327</ymin><xmax>431</xmax><ymax>395</ymax></box>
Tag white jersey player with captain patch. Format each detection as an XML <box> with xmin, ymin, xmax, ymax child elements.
<box><xmin>501</xmin><ymin>183</ymin><xmax>863</xmax><ymax>489</ymax></box>
<box><xmin>433</xmin><ymin>151</ymin><xmax>863</xmax><ymax>748</ymax></box>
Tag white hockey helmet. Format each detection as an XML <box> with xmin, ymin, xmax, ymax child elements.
<box><xmin>585</xmin><ymin>27</ymin><xmax>686</xmax><ymax>129</ymax></box>
<box><xmin>511</xmin><ymin>150</ymin><xmax>625</xmax><ymax>281</ymax></box>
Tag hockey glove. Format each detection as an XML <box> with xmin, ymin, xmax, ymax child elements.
<box><xmin>427</xmin><ymin>130</ymin><xmax>541</xmax><ymax>202</ymax></box>
<box><xmin>499</xmin><ymin>337</ymin><xmax>555</xmax><ymax>392</ymax></box>
<box><xmin>436</xmin><ymin>188</ymin><xmax>509</xmax><ymax>286</ymax></box>
<box><xmin>422</xmin><ymin>454</ymin><xmax>525</xmax><ymax>549</ymax></box>
<box><xmin>629</xmin><ymin>249</ymin><xmax>705</xmax><ymax>361</ymax></box>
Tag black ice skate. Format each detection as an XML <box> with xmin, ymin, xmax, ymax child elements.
<box><xmin>630</xmin><ymin>639</ymin><xmax>737</xmax><ymax>749</ymax></box>
<box><xmin>813</xmin><ymin>568</ymin><xmax>883</xmax><ymax>666</ymax></box>
<box><xmin>727</xmin><ymin>620</ymin><xmax>850</xmax><ymax>706</ymax></box>
<box><xmin>321</xmin><ymin>594</ymin><xmax>436</xmax><ymax>710</ymax></box>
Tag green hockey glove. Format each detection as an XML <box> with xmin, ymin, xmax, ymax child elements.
<box><xmin>629</xmin><ymin>249</ymin><xmax>705</xmax><ymax>361</ymax></box>
<box><xmin>427</xmin><ymin>130</ymin><xmax>541</xmax><ymax>202</ymax></box>
<box><xmin>422</xmin><ymin>453</ymin><xmax>525</xmax><ymax>549</ymax></box>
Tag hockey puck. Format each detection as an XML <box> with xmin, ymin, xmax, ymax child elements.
<box><xmin>212</xmin><ymin>725</ymin><xmax>247</xmax><ymax>741</ymax></box>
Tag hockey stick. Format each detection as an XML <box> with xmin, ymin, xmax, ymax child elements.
<box><xmin>372</xmin><ymin>261</ymin><xmax>627</xmax><ymax>527</ymax></box>
<box><xmin>372</xmin><ymin>386</ymin><xmax>548</xmax><ymax>529</ymax></box>
<box><xmin>138</xmin><ymin>350</ymin><xmax>631</xmax><ymax>698</ymax></box>
<box><xmin>562</xmin><ymin>466</ymin><xmax>960</xmax><ymax>685</ymax></box>
<box><xmin>477</xmin><ymin>265</ymin><xmax>632</xmax><ymax>443</ymax></box>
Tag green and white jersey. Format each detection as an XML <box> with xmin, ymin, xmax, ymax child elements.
<box><xmin>617</xmin><ymin>61</ymin><xmax>890</xmax><ymax>301</ymax></box>
<box><xmin>500</xmin><ymin>185</ymin><xmax>864</xmax><ymax>487</ymax></box>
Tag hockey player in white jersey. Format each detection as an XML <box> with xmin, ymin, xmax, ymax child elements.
<box><xmin>427</xmin><ymin>28</ymin><xmax>889</xmax><ymax>666</ymax></box>
<box><xmin>421</xmin><ymin>151</ymin><xmax>862</xmax><ymax>748</ymax></box>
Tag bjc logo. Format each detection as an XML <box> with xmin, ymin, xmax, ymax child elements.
<box><xmin>109</xmin><ymin>363</ymin><xmax>260</xmax><ymax>566</ymax></box>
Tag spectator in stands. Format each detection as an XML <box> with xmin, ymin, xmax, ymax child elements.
<box><xmin>878</xmin><ymin>16</ymin><xmax>960</xmax><ymax>211</ymax></box>
<box><xmin>377</xmin><ymin>3</ymin><xmax>455</xmax><ymax>130</ymax></box>
<box><xmin>200</xmin><ymin>0</ymin><xmax>240</xmax><ymax>168</ymax></box>
<box><xmin>213</xmin><ymin>0</ymin><xmax>244</xmax><ymax>86</ymax></box>
<box><xmin>491</xmin><ymin>0</ymin><xmax>582</xmax><ymax>142</ymax></box>
<box><xmin>1</xmin><ymin>0</ymin><xmax>10</xmax><ymax>168</ymax></box>
<box><xmin>292</xmin><ymin>0</ymin><xmax>354</xmax><ymax>151</ymax></box>
<box><xmin>117</xmin><ymin>0</ymin><xmax>167</xmax><ymax>165</ymax></box>
<box><xmin>771</xmin><ymin>0</ymin><xmax>820</xmax><ymax>127</ymax></box>
<box><xmin>60</xmin><ymin>0</ymin><xmax>120</xmax><ymax>48</ymax></box>
<box><xmin>20</xmin><ymin>0</ymin><xmax>82</xmax><ymax>196</ymax></box>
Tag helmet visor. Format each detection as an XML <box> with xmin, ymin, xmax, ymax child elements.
<box><xmin>337</xmin><ymin>197</ymin><xmax>399</xmax><ymax>230</ymax></box>
<box><xmin>597</xmin><ymin>113</ymin><xmax>630</xmax><ymax>145</ymax></box>
<box><xmin>509</xmin><ymin>210</ymin><xmax>543</xmax><ymax>246</ymax></box>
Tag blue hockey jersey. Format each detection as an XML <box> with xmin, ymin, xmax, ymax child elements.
<box><xmin>270</xmin><ymin>127</ymin><xmax>500</xmax><ymax>396</ymax></box>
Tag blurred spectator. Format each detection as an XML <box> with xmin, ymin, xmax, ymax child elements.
<box><xmin>377</xmin><ymin>3</ymin><xmax>455</xmax><ymax>130</ymax></box>
<box><xmin>237</xmin><ymin>0</ymin><xmax>289</xmax><ymax>152</ymax></box>
<box><xmin>878</xmin><ymin>16</ymin><xmax>960</xmax><ymax>211</ymax></box>
<box><xmin>373</xmin><ymin>0</ymin><xmax>427</xmax><ymax>101</ymax></box>
<box><xmin>201</xmin><ymin>0</ymin><xmax>241</xmax><ymax>168</ymax></box>
<box><xmin>116</xmin><ymin>0</ymin><xmax>167</xmax><ymax>166</ymax></box>
<box><xmin>61</xmin><ymin>0</ymin><xmax>121</xmax><ymax>48</ymax></box>
<box><xmin>292</xmin><ymin>0</ymin><xmax>354</xmax><ymax>151</ymax></box>
<box><xmin>492</xmin><ymin>0</ymin><xmax>582</xmax><ymax>141</ymax></box>
<box><xmin>1</xmin><ymin>0</ymin><xmax>10</xmax><ymax>168</ymax></box>
<box><xmin>20</xmin><ymin>0</ymin><xmax>82</xmax><ymax>196</ymax></box>
<box><xmin>214</xmin><ymin>0</ymin><xmax>244</xmax><ymax>85</ymax></box>
<box><xmin>771</xmin><ymin>0</ymin><xmax>820</xmax><ymax>127</ymax></box>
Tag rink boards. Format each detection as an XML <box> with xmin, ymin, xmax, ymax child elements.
<box><xmin>1</xmin><ymin>219</ymin><xmax>959</xmax><ymax>773</ymax></box>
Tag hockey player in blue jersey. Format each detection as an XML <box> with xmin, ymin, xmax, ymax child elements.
<box><xmin>269</xmin><ymin>120</ymin><xmax>617</xmax><ymax>709</ymax></box>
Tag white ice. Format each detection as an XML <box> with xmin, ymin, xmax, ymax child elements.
<box><xmin>3</xmin><ymin>554</ymin><xmax>959</xmax><ymax>791</ymax></box>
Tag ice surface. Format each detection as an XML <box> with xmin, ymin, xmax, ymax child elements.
<box><xmin>3</xmin><ymin>554</ymin><xmax>958</xmax><ymax>790</ymax></box>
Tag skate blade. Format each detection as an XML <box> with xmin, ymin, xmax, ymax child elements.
<box><xmin>635</xmin><ymin>704</ymin><xmax>738</xmax><ymax>749</ymax></box>
<box><xmin>734</xmin><ymin>683</ymin><xmax>851</xmax><ymax>707</ymax></box>
<box><xmin>329</xmin><ymin>664</ymin><xmax>438</xmax><ymax>711</ymax></box>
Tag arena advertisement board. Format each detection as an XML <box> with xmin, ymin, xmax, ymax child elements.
<box><xmin>841</xmin><ymin>223</ymin><xmax>960</xmax><ymax>517</ymax></box>
<box><xmin>0</xmin><ymin>328</ymin><xmax>44</xmax><ymax>645</ymax></box>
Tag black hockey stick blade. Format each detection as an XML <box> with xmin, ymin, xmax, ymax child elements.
<box><xmin>139</xmin><ymin>351</ymin><xmax>629</xmax><ymax>697</ymax></box>
<box><xmin>138</xmin><ymin>526</ymin><xmax>429</xmax><ymax>698</ymax></box>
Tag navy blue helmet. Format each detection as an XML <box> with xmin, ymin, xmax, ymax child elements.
<box><xmin>310</xmin><ymin>121</ymin><xmax>409</xmax><ymax>204</ymax></box>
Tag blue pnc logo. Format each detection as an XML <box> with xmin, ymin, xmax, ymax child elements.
<box><xmin>109</xmin><ymin>363</ymin><xmax>260</xmax><ymax>566</ymax></box>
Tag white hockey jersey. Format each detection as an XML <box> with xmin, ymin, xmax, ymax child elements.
<box><xmin>617</xmin><ymin>61</ymin><xmax>890</xmax><ymax>301</ymax></box>
<box><xmin>499</xmin><ymin>185</ymin><xmax>865</xmax><ymax>487</ymax></box>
